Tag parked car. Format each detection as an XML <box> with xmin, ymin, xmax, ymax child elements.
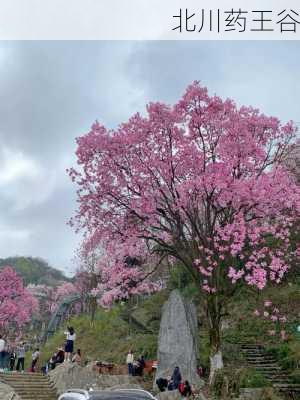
<box><xmin>58</xmin><ymin>388</ymin><xmax>157</xmax><ymax>400</ymax></box>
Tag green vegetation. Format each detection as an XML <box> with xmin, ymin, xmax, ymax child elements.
<box><xmin>212</xmin><ymin>367</ymin><xmax>269</xmax><ymax>398</ymax></box>
<box><xmin>39</xmin><ymin>274</ymin><xmax>299</xmax><ymax>396</ymax></box>
<box><xmin>0</xmin><ymin>256</ymin><xmax>69</xmax><ymax>285</ymax></box>
<box><xmin>40</xmin><ymin>292</ymin><xmax>167</xmax><ymax>366</ymax></box>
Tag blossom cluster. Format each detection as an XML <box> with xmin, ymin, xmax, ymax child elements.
<box><xmin>253</xmin><ymin>300</ymin><xmax>288</xmax><ymax>341</ymax></box>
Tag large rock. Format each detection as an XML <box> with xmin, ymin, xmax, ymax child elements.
<box><xmin>155</xmin><ymin>290</ymin><xmax>203</xmax><ymax>389</ymax></box>
<box><xmin>0</xmin><ymin>382</ymin><xmax>21</xmax><ymax>400</ymax></box>
<box><xmin>49</xmin><ymin>363</ymin><xmax>142</xmax><ymax>394</ymax></box>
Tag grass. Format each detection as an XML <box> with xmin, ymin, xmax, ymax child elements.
<box><xmin>39</xmin><ymin>293</ymin><xmax>167</xmax><ymax>367</ymax></box>
<box><xmin>38</xmin><ymin>280</ymin><xmax>300</xmax><ymax>383</ymax></box>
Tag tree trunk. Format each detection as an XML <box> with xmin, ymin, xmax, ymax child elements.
<box><xmin>90</xmin><ymin>296</ymin><xmax>97</xmax><ymax>325</ymax></box>
<box><xmin>208</xmin><ymin>302</ymin><xmax>224</xmax><ymax>384</ymax></box>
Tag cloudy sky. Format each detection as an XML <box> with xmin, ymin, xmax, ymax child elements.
<box><xmin>0</xmin><ymin>40</ymin><xmax>299</xmax><ymax>276</ymax></box>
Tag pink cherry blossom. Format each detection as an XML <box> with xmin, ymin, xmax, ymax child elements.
<box><xmin>69</xmin><ymin>81</ymin><xmax>300</xmax><ymax>373</ymax></box>
<box><xmin>0</xmin><ymin>267</ymin><xmax>38</xmax><ymax>335</ymax></box>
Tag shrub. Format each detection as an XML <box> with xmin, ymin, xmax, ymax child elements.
<box><xmin>212</xmin><ymin>367</ymin><xmax>269</xmax><ymax>398</ymax></box>
<box><xmin>238</xmin><ymin>368</ymin><xmax>268</xmax><ymax>388</ymax></box>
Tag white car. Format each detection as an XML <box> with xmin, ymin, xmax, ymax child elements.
<box><xmin>58</xmin><ymin>388</ymin><xmax>157</xmax><ymax>400</ymax></box>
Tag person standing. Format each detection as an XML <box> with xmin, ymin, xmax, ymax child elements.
<box><xmin>9</xmin><ymin>348</ymin><xmax>16</xmax><ymax>371</ymax></box>
<box><xmin>0</xmin><ymin>335</ymin><xmax>5</xmax><ymax>371</ymax></box>
<box><xmin>126</xmin><ymin>349</ymin><xmax>134</xmax><ymax>375</ymax></box>
<box><xmin>31</xmin><ymin>348</ymin><xmax>40</xmax><ymax>372</ymax></box>
<box><xmin>64</xmin><ymin>327</ymin><xmax>76</xmax><ymax>362</ymax></box>
<box><xmin>171</xmin><ymin>366</ymin><xmax>182</xmax><ymax>390</ymax></box>
<box><xmin>16</xmin><ymin>342</ymin><xmax>26</xmax><ymax>372</ymax></box>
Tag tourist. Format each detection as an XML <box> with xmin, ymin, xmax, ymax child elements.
<box><xmin>126</xmin><ymin>349</ymin><xmax>134</xmax><ymax>375</ymax></box>
<box><xmin>178</xmin><ymin>380</ymin><xmax>193</xmax><ymax>397</ymax></box>
<box><xmin>64</xmin><ymin>326</ymin><xmax>76</xmax><ymax>362</ymax></box>
<box><xmin>55</xmin><ymin>347</ymin><xmax>65</xmax><ymax>364</ymax></box>
<box><xmin>156</xmin><ymin>377</ymin><xmax>168</xmax><ymax>392</ymax></box>
<box><xmin>31</xmin><ymin>348</ymin><xmax>40</xmax><ymax>372</ymax></box>
<box><xmin>16</xmin><ymin>342</ymin><xmax>26</xmax><ymax>372</ymax></box>
<box><xmin>171</xmin><ymin>366</ymin><xmax>182</xmax><ymax>389</ymax></box>
<box><xmin>167</xmin><ymin>376</ymin><xmax>175</xmax><ymax>391</ymax></box>
<box><xmin>134</xmin><ymin>355</ymin><xmax>145</xmax><ymax>376</ymax></box>
<box><xmin>72</xmin><ymin>349</ymin><xmax>82</xmax><ymax>364</ymax></box>
<box><xmin>0</xmin><ymin>334</ymin><xmax>6</xmax><ymax>371</ymax></box>
<box><xmin>9</xmin><ymin>348</ymin><xmax>16</xmax><ymax>371</ymax></box>
<box><xmin>48</xmin><ymin>353</ymin><xmax>57</xmax><ymax>370</ymax></box>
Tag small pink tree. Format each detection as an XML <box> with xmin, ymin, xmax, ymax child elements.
<box><xmin>27</xmin><ymin>282</ymin><xmax>79</xmax><ymax>321</ymax></box>
<box><xmin>0</xmin><ymin>267</ymin><xmax>38</xmax><ymax>336</ymax></box>
<box><xmin>69</xmin><ymin>82</ymin><xmax>300</xmax><ymax>380</ymax></box>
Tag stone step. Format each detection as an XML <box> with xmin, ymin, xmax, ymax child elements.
<box><xmin>6</xmin><ymin>382</ymin><xmax>55</xmax><ymax>387</ymax></box>
<box><xmin>1</xmin><ymin>379</ymin><xmax>54</xmax><ymax>384</ymax></box>
<box><xmin>265</xmin><ymin>372</ymin><xmax>291</xmax><ymax>379</ymax></box>
<box><xmin>242</xmin><ymin>350</ymin><xmax>266</xmax><ymax>354</ymax></box>
<box><xmin>4</xmin><ymin>385</ymin><xmax>56</xmax><ymax>390</ymax></box>
<box><xmin>274</xmin><ymin>384</ymin><xmax>300</xmax><ymax>393</ymax></box>
<box><xmin>1</xmin><ymin>377</ymin><xmax>53</xmax><ymax>382</ymax></box>
<box><xmin>15</xmin><ymin>391</ymin><xmax>57</xmax><ymax>396</ymax></box>
<box><xmin>14</xmin><ymin>391</ymin><xmax>57</xmax><ymax>396</ymax></box>
<box><xmin>0</xmin><ymin>371</ymin><xmax>58</xmax><ymax>400</ymax></box>
<box><xmin>247</xmin><ymin>363</ymin><xmax>280</xmax><ymax>368</ymax></box>
<box><xmin>0</xmin><ymin>375</ymin><xmax>51</xmax><ymax>381</ymax></box>
<box><xmin>244</xmin><ymin>355</ymin><xmax>274</xmax><ymax>359</ymax></box>
<box><xmin>15</xmin><ymin>397</ymin><xmax>56</xmax><ymax>398</ymax></box>
<box><xmin>247</xmin><ymin>359</ymin><xmax>278</xmax><ymax>364</ymax></box>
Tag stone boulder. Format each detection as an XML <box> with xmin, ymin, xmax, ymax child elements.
<box><xmin>49</xmin><ymin>362</ymin><xmax>142</xmax><ymax>395</ymax></box>
<box><xmin>155</xmin><ymin>290</ymin><xmax>203</xmax><ymax>389</ymax></box>
<box><xmin>0</xmin><ymin>382</ymin><xmax>21</xmax><ymax>400</ymax></box>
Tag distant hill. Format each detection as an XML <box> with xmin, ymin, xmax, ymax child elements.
<box><xmin>0</xmin><ymin>256</ymin><xmax>70</xmax><ymax>286</ymax></box>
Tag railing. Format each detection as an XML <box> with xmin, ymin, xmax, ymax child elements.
<box><xmin>41</xmin><ymin>294</ymin><xmax>81</xmax><ymax>343</ymax></box>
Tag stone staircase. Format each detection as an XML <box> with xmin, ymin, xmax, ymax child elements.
<box><xmin>240</xmin><ymin>343</ymin><xmax>300</xmax><ymax>399</ymax></box>
<box><xmin>0</xmin><ymin>372</ymin><xmax>58</xmax><ymax>400</ymax></box>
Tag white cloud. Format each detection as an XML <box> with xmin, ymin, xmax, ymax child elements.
<box><xmin>0</xmin><ymin>146</ymin><xmax>57</xmax><ymax>211</ymax></box>
<box><xmin>0</xmin><ymin>227</ymin><xmax>31</xmax><ymax>241</ymax></box>
<box><xmin>0</xmin><ymin>147</ymin><xmax>39</xmax><ymax>185</ymax></box>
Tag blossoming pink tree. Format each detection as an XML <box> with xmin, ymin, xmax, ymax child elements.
<box><xmin>0</xmin><ymin>266</ymin><xmax>38</xmax><ymax>336</ymax></box>
<box><xmin>69</xmin><ymin>82</ymin><xmax>300</xmax><ymax>380</ymax></box>
<box><xmin>27</xmin><ymin>281</ymin><xmax>78</xmax><ymax>322</ymax></box>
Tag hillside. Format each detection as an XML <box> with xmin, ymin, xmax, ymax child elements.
<box><xmin>0</xmin><ymin>256</ymin><xmax>70</xmax><ymax>286</ymax></box>
<box><xmin>39</xmin><ymin>279</ymin><xmax>300</xmax><ymax>393</ymax></box>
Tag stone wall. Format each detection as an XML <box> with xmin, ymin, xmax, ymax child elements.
<box><xmin>0</xmin><ymin>381</ymin><xmax>21</xmax><ymax>400</ymax></box>
<box><xmin>49</xmin><ymin>363</ymin><xmax>142</xmax><ymax>394</ymax></box>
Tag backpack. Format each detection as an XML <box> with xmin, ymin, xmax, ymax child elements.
<box><xmin>178</xmin><ymin>382</ymin><xmax>185</xmax><ymax>395</ymax></box>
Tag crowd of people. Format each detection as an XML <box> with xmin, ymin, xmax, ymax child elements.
<box><xmin>0</xmin><ymin>326</ymin><xmax>80</xmax><ymax>374</ymax></box>
<box><xmin>1</xmin><ymin>331</ymin><xmax>194</xmax><ymax>398</ymax></box>
<box><xmin>0</xmin><ymin>334</ymin><xmax>36</xmax><ymax>372</ymax></box>
<box><xmin>156</xmin><ymin>366</ymin><xmax>194</xmax><ymax>398</ymax></box>
<box><xmin>126</xmin><ymin>350</ymin><xmax>194</xmax><ymax>397</ymax></box>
